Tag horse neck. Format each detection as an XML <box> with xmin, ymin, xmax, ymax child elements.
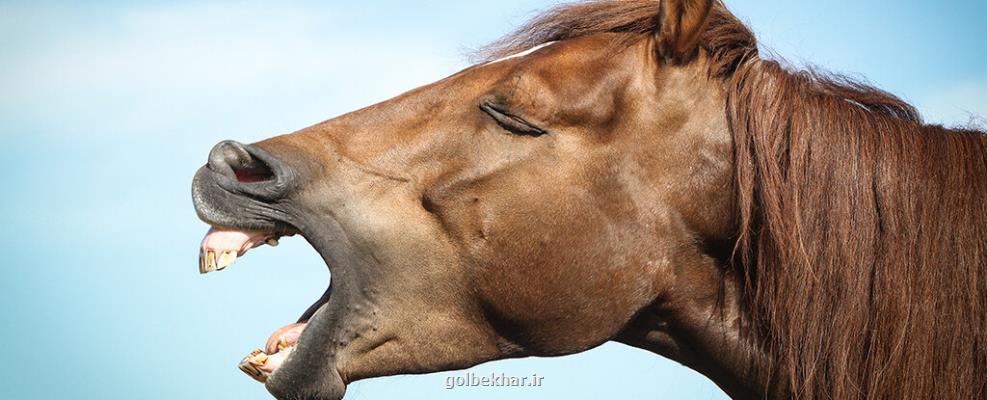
<box><xmin>615</xmin><ymin>251</ymin><xmax>773</xmax><ymax>400</ymax></box>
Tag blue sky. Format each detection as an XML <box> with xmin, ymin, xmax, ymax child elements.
<box><xmin>0</xmin><ymin>1</ymin><xmax>983</xmax><ymax>399</ymax></box>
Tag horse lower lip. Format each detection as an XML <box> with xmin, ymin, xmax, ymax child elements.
<box><xmin>241</xmin><ymin>301</ymin><xmax>324</xmax><ymax>381</ymax></box>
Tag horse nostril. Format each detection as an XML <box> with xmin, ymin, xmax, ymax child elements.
<box><xmin>208</xmin><ymin>140</ymin><xmax>276</xmax><ymax>183</ymax></box>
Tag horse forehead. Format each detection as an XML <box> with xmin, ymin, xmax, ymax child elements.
<box><xmin>483</xmin><ymin>41</ymin><xmax>558</xmax><ymax>66</ymax></box>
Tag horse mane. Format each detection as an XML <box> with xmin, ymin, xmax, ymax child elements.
<box><xmin>485</xmin><ymin>1</ymin><xmax>987</xmax><ymax>399</ymax></box>
<box><xmin>730</xmin><ymin>60</ymin><xmax>987</xmax><ymax>399</ymax></box>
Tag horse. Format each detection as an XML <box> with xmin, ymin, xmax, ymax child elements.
<box><xmin>190</xmin><ymin>1</ymin><xmax>987</xmax><ymax>399</ymax></box>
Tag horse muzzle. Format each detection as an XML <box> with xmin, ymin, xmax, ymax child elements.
<box><xmin>192</xmin><ymin>140</ymin><xmax>299</xmax><ymax>231</ymax></box>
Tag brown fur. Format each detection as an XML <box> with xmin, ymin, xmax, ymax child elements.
<box><xmin>486</xmin><ymin>1</ymin><xmax>987</xmax><ymax>398</ymax></box>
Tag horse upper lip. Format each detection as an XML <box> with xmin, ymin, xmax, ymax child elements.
<box><xmin>191</xmin><ymin>165</ymin><xmax>297</xmax><ymax>233</ymax></box>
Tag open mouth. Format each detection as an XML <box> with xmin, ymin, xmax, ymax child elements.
<box><xmin>199</xmin><ymin>226</ymin><xmax>326</xmax><ymax>383</ymax></box>
<box><xmin>193</xmin><ymin>141</ymin><xmax>349</xmax><ymax>397</ymax></box>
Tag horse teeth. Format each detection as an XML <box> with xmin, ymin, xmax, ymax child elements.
<box><xmin>239</xmin><ymin>360</ymin><xmax>259</xmax><ymax>376</ymax></box>
<box><xmin>251</xmin><ymin>352</ymin><xmax>269</xmax><ymax>365</ymax></box>
<box><xmin>216</xmin><ymin>251</ymin><xmax>237</xmax><ymax>271</ymax></box>
<box><xmin>277</xmin><ymin>336</ymin><xmax>289</xmax><ymax>351</ymax></box>
<box><xmin>204</xmin><ymin>250</ymin><xmax>217</xmax><ymax>273</ymax></box>
<box><xmin>266</xmin><ymin>238</ymin><xmax>279</xmax><ymax>247</ymax></box>
<box><xmin>238</xmin><ymin>351</ymin><xmax>268</xmax><ymax>382</ymax></box>
<box><xmin>240</xmin><ymin>348</ymin><xmax>268</xmax><ymax>365</ymax></box>
<box><xmin>199</xmin><ymin>252</ymin><xmax>208</xmax><ymax>274</ymax></box>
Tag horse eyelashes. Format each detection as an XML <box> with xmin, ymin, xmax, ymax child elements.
<box><xmin>479</xmin><ymin>101</ymin><xmax>548</xmax><ymax>137</ymax></box>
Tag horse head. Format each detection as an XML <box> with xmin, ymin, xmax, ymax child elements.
<box><xmin>191</xmin><ymin>1</ymin><xmax>987</xmax><ymax>399</ymax></box>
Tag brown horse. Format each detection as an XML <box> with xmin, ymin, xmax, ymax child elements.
<box><xmin>190</xmin><ymin>1</ymin><xmax>987</xmax><ymax>399</ymax></box>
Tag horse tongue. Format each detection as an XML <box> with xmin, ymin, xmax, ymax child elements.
<box><xmin>198</xmin><ymin>227</ymin><xmax>270</xmax><ymax>274</ymax></box>
<box><xmin>265</xmin><ymin>323</ymin><xmax>306</xmax><ymax>354</ymax></box>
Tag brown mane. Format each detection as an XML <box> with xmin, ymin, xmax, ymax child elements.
<box><xmin>486</xmin><ymin>1</ymin><xmax>987</xmax><ymax>399</ymax></box>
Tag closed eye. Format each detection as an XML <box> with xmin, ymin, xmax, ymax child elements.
<box><xmin>479</xmin><ymin>101</ymin><xmax>547</xmax><ymax>137</ymax></box>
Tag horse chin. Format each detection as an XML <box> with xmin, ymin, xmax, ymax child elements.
<box><xmin>268</xmin><ymin>373</ymin><xmax>347</xmax><ymax>400</ymax></box>
<box><xmin>263</xmin><ymin>301</ymin><xmax>349</xmax><ymax>400</ymax></box>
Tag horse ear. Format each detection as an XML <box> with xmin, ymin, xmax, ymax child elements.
<box><xmin>656</xmin><ymin>0</ymin><xmax>715</xmax><ymax>63</ymax></box>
